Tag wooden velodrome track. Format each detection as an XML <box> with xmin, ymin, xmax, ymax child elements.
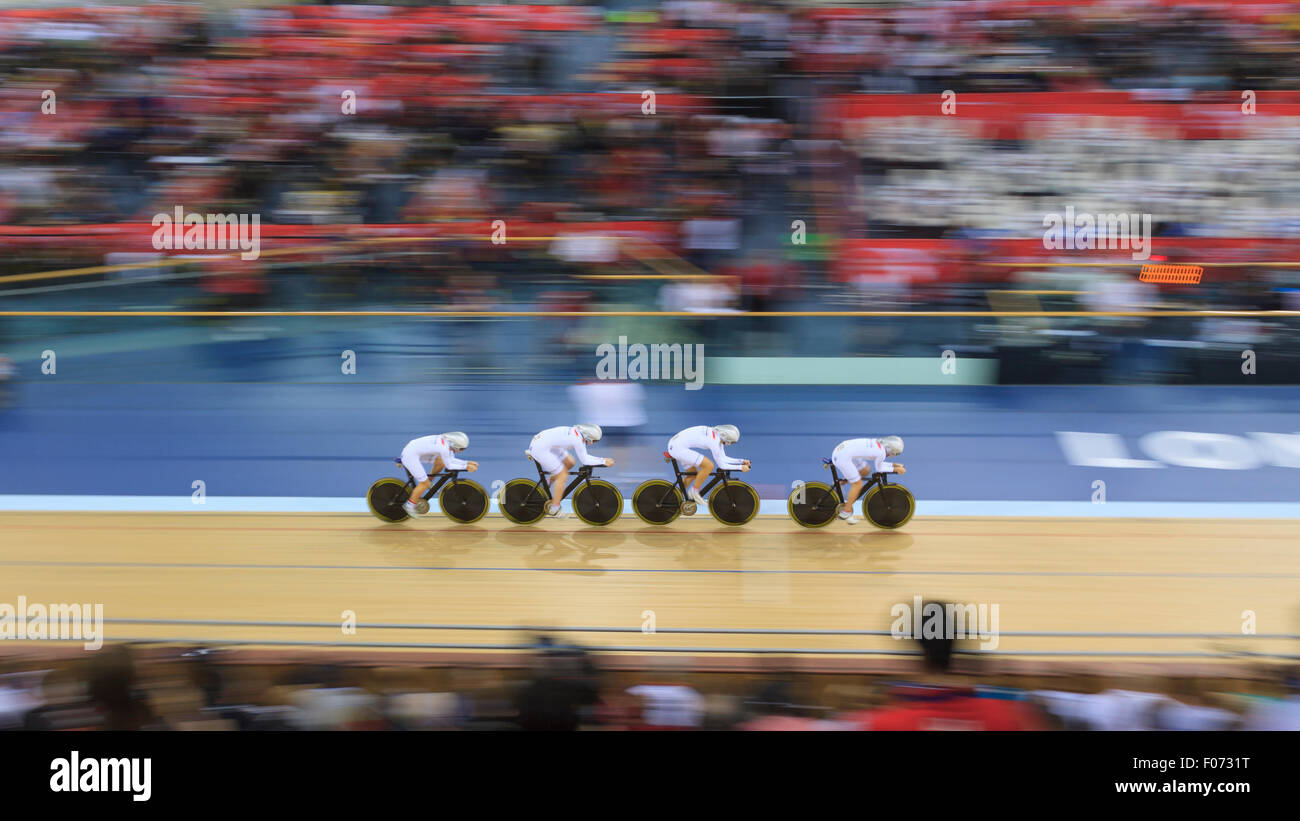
<box><xmin>2</xmin><ymin>512</ymin><xmax>1296</xmax><ymax>662</ymax></box>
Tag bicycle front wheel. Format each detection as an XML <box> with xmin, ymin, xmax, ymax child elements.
<box><xmin>572</xmin><ymin>480</ymin><xmax>623</xmax><ymax>526</ymax></box>
<box><xmin>863</xmin><ymin>484</ymin><xmax>915</xmax><ymax>529</ymax></box>
<box><xmin>709</xmin><ymin>482</ymin><xmax>759</xmax><ymax>527</ymax></box>
<box><xmin>439</xmin><ymin>479</ymin><xmax>489</xmax><ymax>524</ymax></box>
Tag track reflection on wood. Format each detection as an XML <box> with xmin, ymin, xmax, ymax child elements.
<box><xmin>1</xmin><ymin>513</ymin><xmax>1295</xmax><ymax>660</ymax></box>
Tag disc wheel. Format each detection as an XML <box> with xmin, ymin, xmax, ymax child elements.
<box><xmin>367</xmin><ymin>478</ymin><xmax>410</xmax><ymax>523</ymax></box>
<box><xmin>439</xmin><ymin>480</ymin><xmax>489</xmax><ymax>524</ymax></box>
<box><xmin>863</xmin><ymin>483</ymin><xmax>915</xmax><ymax>529</ymax></box>
<box><xmin>708</xmin><ymin>482</ymin><xmax>759</xmax><ymax>527</ymax></box>
<box><xmin>500</xmin><ymin>478</ymin><xmax>550</xmax><ymax>525</ymax></box>
<box><xmin>787</xmin><ymin>481</ymin><xmax>839</xmax><ymax>528</ymax></box>
<box><xmin>632</xmin><ymin>480</ymin><xmax>683</xmax><ymax>525</ymax></box>
<box><xmin>572</xmin><ymin>480</ymin><xmax>623</xmax><ymax>526</ymax></box>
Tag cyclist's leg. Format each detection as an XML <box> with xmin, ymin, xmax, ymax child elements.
<box><xmin>407</xmin><ymin>455</ymin><xmax>448</xmax><ymax>501</ymax></box>
<box><xmin>400</xmin><ymin>449</ymin><xmax>430</xmax><ymax>511</ymax></box>
<box><xmin>691</xmin><ymin>456</ymin><xmax>713</xmax><ymax>491</ymax></box>
<box><xmin>842</xmin><ymin>479</ymin><xmax>865</xmax><ymax>512</ymax></box>
<box><xmin>669</xmin><ymin>442</ymin><xmax>708</xmax><ymax>504</ymax></box>
<box><xmin>528</xmin><ymin>444</ymin><xmax>568</xmax><ymax>513</ymax></box>
<box><xmin>549</xmin><ymin>453</ymin><xmax>575</xmax><ymax>509</ymax></box>
<box><xmin>669</xmin><ymin>442</ymin><xmax>704</xmax><ymax>480</ymax></box>
<box><xmin>832</xmin><ymin>449</ymin><xmax>864</xmax><ymax>517</ymax></box>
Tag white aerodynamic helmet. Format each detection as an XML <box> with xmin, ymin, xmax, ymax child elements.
<box><xmin>442</xmin><ymin>432</ymin><xmax>469</xmax><ymax>451</ymax></box>
<box><xmin>575</xmin><ymin>423</ymin><xmax>603</xmax><ymax>443</ymax></box>
<box><xmin>713</xmin><ymin>425</ymin><xmax>740</xmax><ymax>445</ymax></box>
<box><xmin>880</xmin><ymin>435</ymin><xmax>903</xmax><ymax>457</ymax></box>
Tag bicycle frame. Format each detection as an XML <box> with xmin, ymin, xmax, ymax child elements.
<box><xmin>664</xmin><ymin>454</ymin><xmax>738</xmax><ymax>497</ymax></box>
<box><xmin>531</xmin><ymin>460</ymin><xmax>600</xmax><ymax>501</ymax></box>
<box><xmin>395</xmin><ymin>459</ymin><xmax>467</xmax><ymax>501</ymax></box>
<box><xmin>821</xmin><ymin>458</ymin><xmax>890</xmax><ymax>505</ymax></box>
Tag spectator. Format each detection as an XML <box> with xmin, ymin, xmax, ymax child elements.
<box><xmin>626</xmin><ymin>683</ymin><xmax>705</xmax><ymax>730</ymax></box>
<box><xmin>842</xmin><ymin>602</ymin><xmax>1048</xmax><ymax>731</ymax></box>
<box><xmin>86</xmin><ymin>645</ymin><xmax>169</xmax><ymax>731</ymax></box>
<box><xmin>514</xmin><ymin>637</ymin><xmax>600</xmax><ymax>731</ymax></box>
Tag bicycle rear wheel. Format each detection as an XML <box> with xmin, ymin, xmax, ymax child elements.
<box><xmin>709</xmin><ymin>482</ymin><xmax>759</xmax><ymax>526</ymax></box>
<box><xmin>500</xmin><ymin>478</ymin><xmax>549</xmax><ymax>525</ymax></box>
<box><xmin>632</xmin><ymin>480</ymin><xmax>682</xmax><ymax>525</ymax></box>
<box><xmin>863</xmin><ymin>484</ymin><xmax>915</xmax><ymax>529</ymax></box>
<box><xmin>439</xmin><ymin>480</ymin><xmax>489</xmax><ymax>524</ymax></box>
<box><xmin>366</xmin><ymin>478</ymin><xmax>410</xmax><ymax>523</ymax></box>
<box><xmin>572</xmin><ymin>480</ymin><xmax>623</xmax><ymax>526</ymax></box>
<box><xmin>787</xmin><ymin>481</ymin><xmax>838</xmax><ymax>528</ymax></box>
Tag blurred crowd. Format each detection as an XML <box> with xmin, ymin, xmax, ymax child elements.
<box><xmin>2</xmin><ymin>1</ymin><xmax>1300</xmax><ymax>382</ymax></box>
<box><xmin>1</xmin><ymin>637</ymin><xmax>1296</xmax><ymax>731</ymax></box>
<box><xmin>4</xmin><ymin>3</ymin><xmax>1299</xmax><ymax>239</ymax></box>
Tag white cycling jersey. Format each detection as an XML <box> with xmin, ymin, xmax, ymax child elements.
<box><xmin>832</xmin><ymin>438</ymin><xmax>896</xmax><ymax>482</ymax></box>
<box><xmin>400</xmin><ymin>435</ymin><xmax>468</xmax><ymax>483</ymax></box>
<box><xmin>668</xmin><ymin>425</ymin><xmax>745</xmax><ymax>470</ymax></box>
<box><xmin>530</xmin><ymin>426</ymin><xmax>606</xmax><ymax>467</ymax></box>
<box><xmin>402</xmin><ymin>435</ymin><xmax>469</xmax><ymax>470</ymax></box>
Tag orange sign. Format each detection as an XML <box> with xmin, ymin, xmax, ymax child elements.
<box><xmin>1139</xmin><ymin>264</ymin><xmax>1203</xmax><ymax>284</ymax></box>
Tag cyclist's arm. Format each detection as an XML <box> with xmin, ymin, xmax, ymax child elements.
<box><xmin>439</xmin><ymin>445</ymin><xmax>469</xmax><ymax>471</ymax></box>
<box><xmin>571</xmin><ymin>435</ymin><xmax>606</xmax><ymax>466</ymax></box>
<box><xmin>709</xmin><ymin>440</ymin><xmax>746</xmax><ymax>470</ymax></box>
<box><xmin>871</xmin><ymin>450</ymin><xmax>896</xmax><ymax>474</ymax></box>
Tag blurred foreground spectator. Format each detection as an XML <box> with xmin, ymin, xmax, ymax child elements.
<box><xmin>1237</xmin><ymin>667</ymin><xmax>1300</xmax><ymax>732</ymax></box>
<box><xmin>514</xmin><ymin>636</ymin><xmax>600</xmax><ymax>731</ymax></box>
<box><xmin>0</xmin><ymin>639</ymin><xmax>1290</xmax><ymax>730</ymax></box>
<box><xmin>625</xmin><ymin>682</ymin><xmax>705</xmax><ymax>730</ymax></box>
<box><xmin>840</xmin><ymin>603</ymin><xmax>1047</xmax><ymax>731</ymax></box>
<box><xmin>1033</xmin><ymin>673</ymin><xmax>1241</xmax><ymax>731</ymax></box>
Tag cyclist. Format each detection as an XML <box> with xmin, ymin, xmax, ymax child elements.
<box><xmin>668</xmin><ymin>424</ymin><xmax>750</xmax><ymax>510</ymax></box>
<box><xmin>529</xmin><ymin>424</ymin><xmax>614</xmax><ymax>517</ymax></box>
<box><xmin>399</xmin><ymin>432</ymin><xmax>478</xmax><ymax>518</ymax></box>
<box><xmin>832</xmin><ymin>436</ymin><xmax>905</xmax><ymax>525</ymax></box>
